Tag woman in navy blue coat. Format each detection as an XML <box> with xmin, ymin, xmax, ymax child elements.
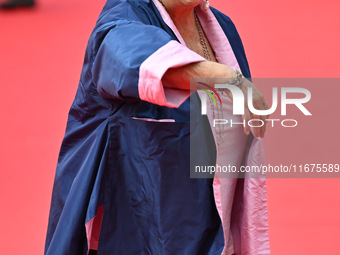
<box><xmin>45</xmin><ymin>0</ymin><xmax>270</xmax><ymax>254</ymax></box>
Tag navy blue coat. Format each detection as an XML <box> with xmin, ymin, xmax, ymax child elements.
<box><xmin>45</xmin><ymin>0</ymin><xmax>251</xmax><ymax>254</ymax></box>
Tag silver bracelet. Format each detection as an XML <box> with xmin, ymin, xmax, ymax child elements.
<box><xmin>229</xmin><ymin>69</ymin><xmax>244</xmax><ymax>87</ymax></box>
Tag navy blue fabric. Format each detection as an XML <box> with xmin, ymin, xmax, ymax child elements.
<box><xmin>45</xmin><ymin>0</ymin><xmax>251</xmax><ymax>254</ymax></box>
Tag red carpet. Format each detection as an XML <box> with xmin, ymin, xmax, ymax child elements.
<box><xmin>0</xmin><ymin>0</ymin><xmax>339</xmax><ymax>254</ymax></box>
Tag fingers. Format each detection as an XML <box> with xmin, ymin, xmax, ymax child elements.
<box><xmin>244</xmin><ymin>113</ymin><xmax>269</xmax><ymax>138</ymax></box>
<box><xmin>252</xmin><ymin>114</ymin><xmax>261</xmax><ymax>138</ymax></box>
<box><xmin>260</xmin><ymin>114</ymin><xmax>268</xmax><ymax>138</ymax></box>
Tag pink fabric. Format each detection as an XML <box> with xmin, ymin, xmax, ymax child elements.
<box><xmin>230</xmin><ymin>137</ymin><xmax>270</xmax><ymax>255</ymax></box>
<box><xmin>212</xmin><ymin>177</ymin><xmax>223</xmax><ymax>220</ymax></box>
<box><xmin>138</xmin><ymin>40</ymin><xmax>206</xmax><ymax>108</ymax></box>
<box><xmin>131</xmin><ymin>117</ymin><xmax>175</xmax><ymax>122</ymax></box>
<box><xmin>85</xmin><ymin>205</ymin><xmax>104</xmax><ymax>253</ymax></box>
<box><xmin>245</xmin><ymin>139</ymin><xmax>270</xmax><ymax>254</ymax></box>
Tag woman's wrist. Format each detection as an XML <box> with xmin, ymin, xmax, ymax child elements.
<box><xmin>204</xmin><ymin>61</ymin><xmax>236</xmax><ymax>79</ymax></box>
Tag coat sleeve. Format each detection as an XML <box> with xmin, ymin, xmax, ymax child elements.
<box><xmin>91</xmin><ymin>20</ymin><xmax>206</xmax><ymax>108</ymax></box>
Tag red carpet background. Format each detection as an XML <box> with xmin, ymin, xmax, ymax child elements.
<box><xmin>0</xmin><ymin>0</ymin><xmax>339</xmax><ymax>254</ymax></box>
